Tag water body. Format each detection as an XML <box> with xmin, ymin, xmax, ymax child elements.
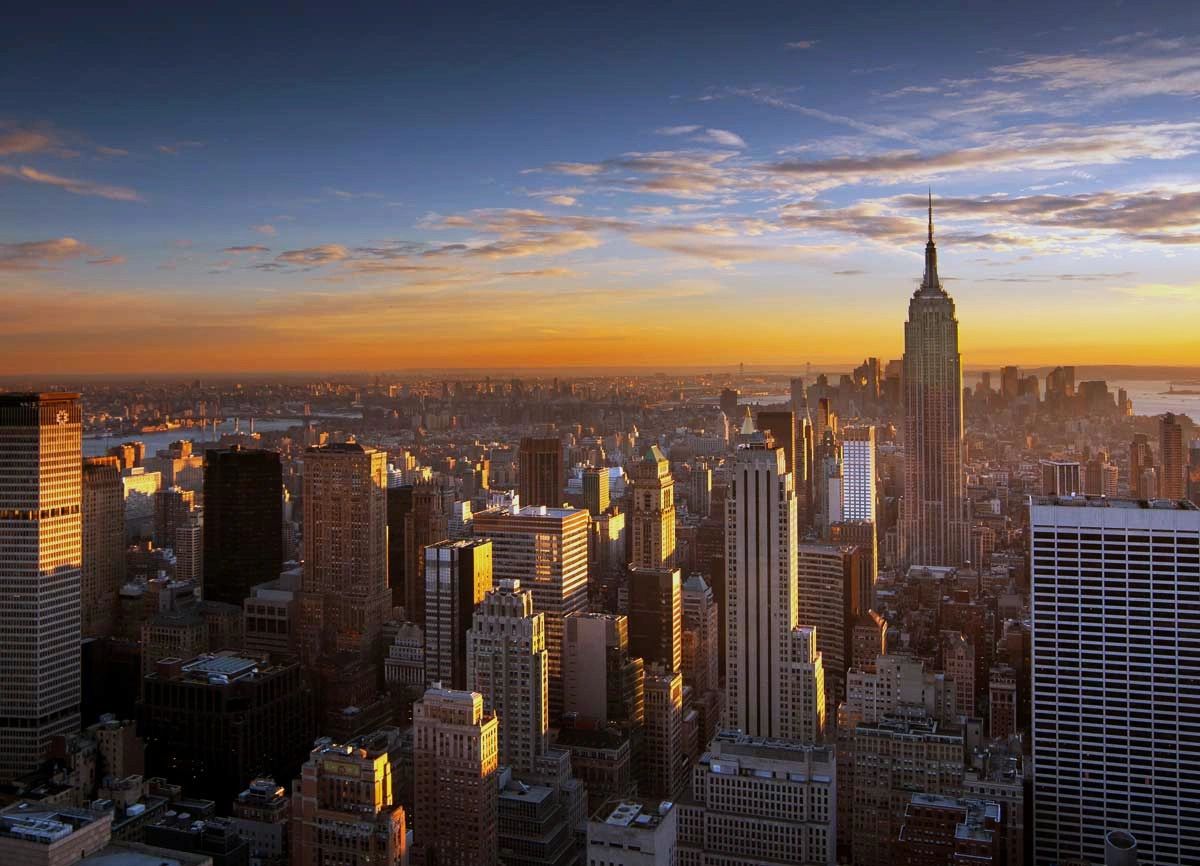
<box><xmin>730</xmin><ymin>381</ymin><xmax>1200</xmax><ymax>419</ymax></box>
<box><xmin>82</xmin><ymin>417</ymin><xmax>306</xmax><ymax>457</ymax></box>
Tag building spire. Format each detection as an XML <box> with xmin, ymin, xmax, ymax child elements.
<box><xmin>921</xmin><ymin>189</ymin><xmax>941</xmax><ymax>293</ymax></box>
<box><xmin>928</xmin><ymin>187</ymin><xmax>934</xmax><ymax>243</ymax></box>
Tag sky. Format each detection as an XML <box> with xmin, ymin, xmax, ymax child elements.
<box><xmin>4</xmin><ymin>0</ymin><xmax>1200</xmax><ymax>374</ymax></box>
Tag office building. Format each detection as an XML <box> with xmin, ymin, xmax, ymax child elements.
<box><xmin>519</xmin><ymin>436</ymin><xmax>564</xmax><ymax>508</ymax></box>
<box><xmin>474</xmin><ymin>505</ymin><xmax>590</xmax><ymax>718</ymax></box>
<box><xmin>630</xmin><ymin>445</ymin><xmax>676</xmax><ymax>570</ymax></box>
<box><xmin>291</xmin><ymin>737</ymin><xmax>407</xmax><ymax>866</ymax></box>
<box><xmin>412</xmin><ymin>687</ymin><xmax>500</xmax><ymax>866</ymax></box>
<box><xmin>841</xmin><ymin>426</ymin><xmax>876</xmax><ymax>523</ymax></box>
<box><xmin>137</xmin><ymin>652</ymin><xmax>314</xmax><ymax>808</ymax></box>
<box><xmin>681</xmin><ymin>574</ymin><xmax>721</xmax><ymax>742</ymax></box>
<box><xmin>896</xmin><ymin>794</ymin><xmax>1002</xmax><ymax>865</ymax></box>
<box><xmin>678</xmin><ymin>731</ymin><xmax>836</xmax><ymax>866</ymax></box>
<box><xmin>840</xmin><ymin>717</ymin><xmax>964</xmax><ymax>866</ymax></box>
<box><xmin>797</xmin><ymin>543</ymin><xmax>868</xmax><ymax>709</ymax></box>
<box><xmin>1159</xmin><ymin>412</ymin><xmax>1186</xmax><ymax>500</ymax></box>
<box><xmin>386</xmin><ymin>483</ymin><xmax>414</xmax><ymax>609</ymax></box>
<box><xmin>153</xmin><ymin>485</ymin><xmax>194</xmax><ymax>549</ymax></box>
<box><xmin>779</xmin><ymin>625</ymin><xmax>826</xmax><ymax>743</ymax></box>
<box><xmin>82</xmin><ymin>456</ymin><xmax>125</xmax><ymax>640</ymax></box>
<box><xmin>1128</xmin><ymin>433</ymin><xmax>1155</xmax><ymax>498</ymax></box>
<box><xmin>583</xmin><ymin>466</ymin><xmax>610</xmax><ymax>516</ymax></box>
<box><xmin>423</xmin><ymin>539</ymin><xmax>492</xmax><ymax>690</ymax></box>
<box><xmin>203</xmin><ymin>446</ymin><xmax>282</xmax><ymax>608</ymax></box>
<box><xmin>173</xmin><ymin>508</ymin><xmax>204</xmax><ymax>585</ymax></box>
<box><xmin>1039</xmin><ymin>460</ymin><xmax>1081</xmax><ymax>496</ymax></box>
<box><xmin>1084</xmin><ymin>455</ymin><xmax>1119</xmax><ymax>498</ymax></box>
<box><xmin>755</xmin><ymin>409</ymin><xmax>796</xmax><ymax>475</ymax></box>
<box><xmin>230</xmin><ymin>778</ymin><xmax>289</xmax><ymax>866</ymax></box>
<box><xmin>725</xmin><ymin>435</ymin><xmax>799</xmax><ymax>738</ymax></box>
<box><xmin>627</xmin><ymin>566</ymin><xmax>682</xmax><ymax>672</ymax></box>
<box><xmin>641</xmin><ymin>667</ymin><xmax>686</xmax><ymax>800</ymax></box>
<box><xmin>466</xmin><ymin>579</ymin><xmax>548</xmax><ymax>774</ymax></box>
<box><xmin>587</xmin><ymin>799</ymin><xmax>677</xmax><ymax>866</ymax></box>
<box><xmin>562</xmin><ymin>613</ymin><xmax>644</xmax><ymax>730</ymax></box>
<box><xmin>298</xmin><ymin>443</ymin><xmax>391</xmax><ymax>663</ymax></box>
<box><xmin>0</xmin><ymin>802</ymin><xmax>113</xmax><ymax>866</ymax></box>
<box><xmin>404</xmin><ymin>482</ymin><xmax>451</xmax><ymax>619</ymax></box>
<box><xmin>1030</xmin><ymin>495</ymin><xmax>1200</xmax><ymax>866</ymax></box>
<box><xmin>899</xmin><ymin>200</ymin><xmax>967</xmax><ymax>568</ymax></box>
<box><xmin>0</xmin><ymin>392</ymin><xmax>82</xmax><ymax>782</ymax></box>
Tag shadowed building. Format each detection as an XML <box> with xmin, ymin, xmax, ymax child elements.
<box><xmin>519</xmin><ymin>436</ymin><xmax>564</xmax><ymax>508</ymax></box>
<box><xmin>203</xmin><ymin>446</ymin><xmax>282</xmax><ymax>607</ymax></box>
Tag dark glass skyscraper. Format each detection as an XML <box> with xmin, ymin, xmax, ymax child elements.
<box><xmin>203</xmin><ymin>445</ymin><xmax>282</xmax><ymax>606</ymax></box>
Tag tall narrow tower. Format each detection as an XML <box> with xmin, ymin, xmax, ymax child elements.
<box><xmin>630</xmin><ymin>445</ymin><xmax>675</xmax><ymax>570</ymax></box>
<box><xmin>0</xmin><ymin>393</ymin><xmax>82</xmax><ymax>781</ymax></box>
<box><xmin>899</xmin><ymin>195</ymin><xmax>968</xmax><ymax>568</ymax></box>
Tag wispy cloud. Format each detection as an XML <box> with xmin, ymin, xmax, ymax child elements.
<box><xmin>87</xmin><ymin>255</ymin><xmax>126</xmax><ymax>266</ymax></box>
<box><xmin>0</xmin><ymin>165</ymin><xmax>142</xmax><ymax>201</ymax></box>
<box><xmin>784</xmin><ymin>40</ymin><xmax>818</xmax><ymax>50</ymax></box>
<box><xmin>252</xmin><ymin>223</ymin><xmax>278</xmax><ymax>236</ymax></box>
<box><xmin>157</xmin><ymin>140</ymin><xmax>204</xmax><ymax>155</ymax></box>
<box><xmin>0</xmin><ymin>128</ymin><xmax>55</xmax><ymax>156</ymax></box>
<box><xmin>224</xmin><ymin>245</ymin><xmax>271</xmax><ymax>254</ymax></box>
<box><xmin>324</xmin><ymin>187</ymin><xmax>384</xmax><ymax>200</ymax></box>
<box><xmin>276</xmin><ymin>244</ymin><xmax>352</xmax><ymax>266</ymax></box>
<box><xmin>656</xmin><ymin>125</ymin><xmax>747</xmax><ymax>149</ymax></box>
<box><xmin>0</xmin><ymin>237</ymin><xmax>96</xmax><ymax>270</ymax></box>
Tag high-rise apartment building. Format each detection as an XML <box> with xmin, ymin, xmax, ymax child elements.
<box><xmin>473</xmin><ymin>505</ymin><xmax>589</xmax><ymax>718</ymax></box>
<box><xmin>1030</xmin><ymin>495</ymin><xmax>1200</xmax><ymax>866</ymax></box>
<box><xmin>1159</xmin><ymin>412</ymin><xmax>1185</xmax><ymax>500</ymax></box>
<box><xmin>203</xmin><ymin>446</ymin><xmax>282</xmax><ymax>608</ymax></box>
<box><xmin>899</xmin><ymin>200</ymin><xmax>968</xmax><ymax>568</ymax></box>
<box><xmin>82</xmin><ymin>456</ymin><xmax>125</xmax><ymax>639</ymax></box>
<box><xmin>412</xmin><ymin>686</ymin><xmax>500</xmax><ymax>866</ymax></box>
<box><xmin>627</xmin><ymin>566</ymin><xmax>682</xmax><ymax>672</ymax></box>
<box><xmin>519</xmin><ymin>436</ymin><xmax>564</xmax><ymax>508</ymax></box>
<box><xmin>678</xmin><ymin>731</ymin><xmax>836</xmax><ymax>865</ymax></box>
<box><xmin>0</xmin><ymin>393</ymin><xmax>82</xmax><ymax>781</ymax></box>
<box><xmin>298</xmin><ymin>443</ymin><xmax>391</xmax><ymax>663</ymax></box>
<box><xmin>841</xmin><ymin>426</ymin><xmax>876</xmax><ymax>523</ymax></box>
<box><xmin>291</xmin><ymin>736</ymin><xmax>407</xmax><ymax>866</ymax></box>
<box><xmin>630</xmin><ymin>445</ymin><xmax>676</xmax><ymax>570</ymax></box>
<box><xmin>466</xmin><ymin>579</ymin><xmax>548</xmax><ymax>774</ymax></box>
<box><xmin>423</xmin><ymin>539</ymin><xmax>492</xmax><ymax>690</ymax></box>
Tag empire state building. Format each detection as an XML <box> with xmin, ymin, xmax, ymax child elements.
<box><xmin>899</xmin><ymin>196</ymin><xmax>968</xmax><ymax>568</ymax></box>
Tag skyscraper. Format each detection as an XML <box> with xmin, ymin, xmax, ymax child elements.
<box><xmin>756</xmin><ymin>409</ymin><xmax>797</xmax><ymax>475</ymax></box>
<box><xmin>1039</xmin><ymin>460</ymin><xmax>1082</xmax><ymax>496</ymax></box>
<box><xmin>1159</xmin><ymin>412</ymin><xmax>1185</xmax><ymax>500</ymax></box>
<box><xmin>798</xmin><ymin>542</ymin><xmax>867</xmax><ymax>709</ymax></box>
<box><xmin>630</xmin><ymin>445</ymin><xmax>676</xmax><ymax>570</ymax></box>
<box><xmin>0</xmin><ymin>393</ymin><xmax>82</xmax><ymax>781</ymax></box>
<box><xmin>627</xmin><ymin>566</ymin><xmax>682</xmax><ymax>672</ymax></box>
<box><xmin>1129</xmin><ymin>433</ymin><xmax>1155</xmax><ymax>499</ymax></box>
<box><xmin>641</xmin><ymin>667</ymin><xmax>686</xmax><ymax>800</ymax></box>
<box><xmin>404</xmin><ymin>481</ymin><xmax>451</xmax><ymax>619</ymax></box>
<box><xmin>562</xmin><ymin>612</ymin><xmax>644</xmax><ymax>730</ymax></box>
<box><xmin>466</xmin><ymin>579</ymin><xmax>548</xmax><ymax>774</ymax></box>
<box><xmin>203</xmin><ymin>446</ymin><xmax>282</xmax><ymax>608</ymax></box>
<box><xmin>423</xmin><ymin>539</ymin><xmax>492</xmax><ymax>690</ymax></box>
<box><xmin>473</xmin><ymin>504</ymin><xmax>590</xmax><ymax>718</ymax></box>
<box><xmin>725</xmin><ymin>433</ymin><xmax>815</xmax><ymax>739</ymax></box>
<box><xmin>582</xmin><ymin>465</ymin><xmax>610</xmax><ymax>516</ymax></box>
<box><xmin>298</xmin><ymin>443</ymin><xmax>391</xmax><ymax>663</ymax></box>
<box><xmin>1030</xmin><ymin>495</ymin><xmax>1200</xmax><ymax>866</ymax></box>
<box><xmin>519</xmin><ymin>436</ymin><xmax>564</xmax><ymax>508</ymax></box>
<box><xmin>81</xmin><ymin>456</ymin><xmax>124</xmax><ymax>640</ymax></box>
<box><xmin>899</xmin><ymin>197</ymin><xmax>967</xmax><ymax>568</ymax></box>
<box><xmin>681</xmin><ymin>574</ymin><xmax>721</xmax><ymax>742</ymax></box>
<box><xmin>840</xmin><ymin>425</ymin><xmax>876</xmax><ymax>522</ymax></box>
<box><xmin>412</xmin><ymin>687</ymin><xmax>500</xmax><ymax>866</ymax></box>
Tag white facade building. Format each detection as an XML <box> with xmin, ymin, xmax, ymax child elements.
<box><xmin>840</xmin><ymin>426</ymin><xmax>876</xmax><ymax>523</ymax></box>
<box><xmin>1030</xmin><ymin>495</ymin><xmax>1200</xmax><ymax>866</ymax></box>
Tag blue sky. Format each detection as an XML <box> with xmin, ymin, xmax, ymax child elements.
<box><xmin>4</xmin><ymin>0</ymin><xmax>1200</xmax><ymax>372</ymax></box>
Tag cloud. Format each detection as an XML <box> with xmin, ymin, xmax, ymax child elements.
<box><xmin>223</xmin><ymin>245</ymin><xmax>272</xmax><ymax>254</ymax></box>
<box><xmin>991</xmin><ymin>45</ymin><xmax>1200</xmax><ymax>103</ymax></box>
<box><xmin>0</xmin><ymin>165</ymin><xmax>142</xmax><ymax>201</ymax></box>
<box><xmin>499</xmin><ymin>268</ymin><xmax>576</xmax><ymax>278</ymax></box>
<box><xmin>764</xmin><ymin>122</ymin><xmax>1200</xmax><ymax>190</ymax></box>
<box><xmin>276</xmin><ymin>244</ymin><xmax>351</xmax><ymax>266</ymax></box>
<box><xmin>543</xmin><ymin>195</ymin><xmax>578</xmax><ymax>206</ymax></box>
<box><xmin>0</xmin><ymin>237</ymin><xmax>96</xmax><ymax>270</ymax></box>
<box><xmin>833</xmin><ymin>269</ymin><xmax>866</xmax><ymax>275</ymax></box>
<box><xmin>0</xmin><ymin>129</ymin><xmax>54</xmax><ymax>156</ymax></box>
<box><xmin>723</xmin><ymin>87</ymin><xmax>923</xmax><ymax>145</ymax></box>
<box><xmin>252</xmin><ymin>224</ymin><xmax>278</xmax><ymax>236</ymax></box>
<box><xmin>95</xmin><ymin>145</ymin><xmax>129</xmax><ymax>157</ymax></box>
<box><xmin>87</xmin><ymin>255</ymin><xmax>126</xmax><ymax>266</ymax></box>
<box><xmin>656</xmin><ymin>125</ymin><xmax>702</xmax><ymax>136</ymax></box>
<box><xmin>324</xmin><ymin>187</ymin><xmax>384</xmax><ymax>200</ymax></box>
<box><xmin>157</xmin><ymin>140</ymin><xmax>204</xmax><ymax>155</ymax></box>
<box><xmin>656</xmin><ymin>125</ymin><xmax>747</xmax><ymax>149</ymax></box>
<box><xmin>1110</xmin><ymin>283</ymin><xmax>1200</xmax><ymax>301</ymax></box>
<box><xmin>785</xmin><ymin>40</ymin><xmax>818</xmax><ymax>49</ymax></box>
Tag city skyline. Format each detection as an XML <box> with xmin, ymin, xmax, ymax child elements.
<box><xmin>5</xmin><ymin>1</ymin><xmax>1200</xmax><ymax>373</ymax></box>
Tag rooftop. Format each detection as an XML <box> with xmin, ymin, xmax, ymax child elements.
<box><xmin>595</xmin><ymin>799</ymin><xmax>672</xmax><ymax>829</ymax></box>
<box><xmin>1030</xmin><ymin>493</ymin><xmax>1198</xmax><ymax>510</ymax></box>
